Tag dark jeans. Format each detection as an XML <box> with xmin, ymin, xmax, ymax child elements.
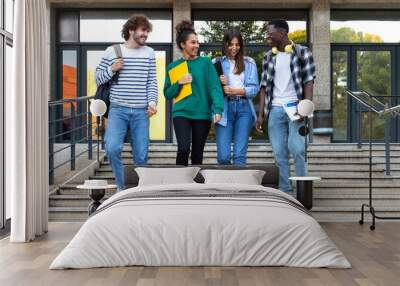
<box><xmin>173</xmin><ymin>116</ymin><xmax>211</xmax><ymax>166</ymax></box>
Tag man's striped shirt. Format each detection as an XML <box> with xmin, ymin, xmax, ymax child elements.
<box><xmin>95</xmin><ymin>44</ymin><xmax>158</xmax><ymax>108</ymax></box>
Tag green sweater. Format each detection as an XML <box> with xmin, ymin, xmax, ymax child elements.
<box><xmin>164</xmin><ymin>56</ymin><xmax>224</xmax><ymax>120</ymax></box>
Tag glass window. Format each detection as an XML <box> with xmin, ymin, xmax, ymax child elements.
<box><xmin>86</xmin><ymin>50</ymin><xmax>104</xmax><ymax>98</ymax></box>
<box><xmin>62</xmin><ymin>50</ymin><xmax>77</xmax><ymax>140</ymax></box>
<box><xmin>5</xmin><ymin>0</ymin><xmax>14</xmax><ymax>33</ymax></box>
<box><xmin>193</xmin><ymin>9</ymin><xmax>308</xmax><ymax>44</ymax></box>
<box><xmin>331</xmin><ymin>10</ymin><xmax>400</xmax><ymax>43</ymax></box>
<box><xmin>58</xmin><ymin>11</ymin><xmax>79</xmax><ymax>42</ymax></box>
<box><xmin>86</xmin><ymin>49</ymin><xmax>168</xmax><ymax>141</ymax></box>
<box><xmin>332</xmin><ymin>51</ymin><xmax>348</xmax><ymax>141</ymax></box>
<box><xmin>149</xmin><ymin>51</ymin><xmax>167</xmax><ymax>141</ymax></box>
<box><xmin>5</xmin><ymin>44</ymin><xmax>12</xmax><ymax>219</ymax></box>
<box><xmin>80</xmin><ymin>10</ymin><xmax>172</xmax><ymax>43</ymax></box>
<box><xmin>357</xmin><ymin>50</ymin><xmax>391</xmax><ymax>140</ymax></box>
<box><xmin>87</xmin><ymin>49</ymin><xmax>106</xmax><ymax>141</ymax></box>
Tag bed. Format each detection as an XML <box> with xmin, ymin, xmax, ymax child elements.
<box><xmin>50</xmin><ymin>165</ymin><xmax>351</xmax><ymax>269</ymax></box>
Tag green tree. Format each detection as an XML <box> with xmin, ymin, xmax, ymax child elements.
<box><xmin>331</xmin><ymin>27</ymin><xmax>383</xmax><ymax>43</ymax></box>
<box><xmin>331</xmin><ymin>27</ymin><xmax>388</xmax><ymax>140</ymax></box>
<box><xmin>198</xmin><ymin>21</ymin><xmax>267</xmax><ymax>44</ymax></box>
<box><xmin>288</xmin><ymin>29</ymin><xmax>307</xmax><ymax>43</ymax></box>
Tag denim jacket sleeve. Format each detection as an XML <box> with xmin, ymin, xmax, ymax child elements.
<box><xmin>244</xmin><ymin>57</ymin><xmax>260</xmax><ymax>99</ymax></box>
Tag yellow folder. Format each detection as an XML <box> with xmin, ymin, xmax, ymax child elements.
<box><xmin>168</xmin><ymin>61</ymin><xmax>192</xmax><ymax>103</ymax></box>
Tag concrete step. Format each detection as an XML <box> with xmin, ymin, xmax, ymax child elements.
<box><xmin>122</xmin><ymin>148</ymin><xmax>400</xmax><ymax>157</ymax></box>
<box><xmin>100</xmin><ymin>159</ymin><xmax>399</xmax><ymax>165</ymax></box>
<box><xmin>57</xmin><ymin>186</ymin><xmax>400</xmax><ymax>197</ymax></box>
<box><xmin>116</xmin><ymin>150</ymin><xmax>400</xmax><ymax>158</ymax></box>
<box><xmin>94</xmin><ymin>169</ymin><xmax>399</xmax><ymax>179</ymax></box>
<box><xmin>314</xmin><ymin>193</ymin><xmax>400</xmax><ymax>199</ymax></box>
<box><xmin>97</xmin><ymin>164</ymin><xmax>390</xmax><ymax>172</ymax></box>
<box><xmin>103</xmin><ymin>156</ymin><xmax>400</xmax><ymax>165</ymax></box>
<box><xmin>98</xmin><ymin>162</ymin><xmax>400</xmax><ymax>174</ymax></box>
<box><xmin>309</xmin><ymin>172</ymin><xmax>400</xmax><ymax>178</ymax></box>
<box><xmin>49</xmin><ymin>207</ymin><xmax>88</xmax><ymax>221</ymax></box>
<box><xmin>88</xmin><ymin>174</ymin><xmax>400</xmax><ymax>186</ymax></box>
<box><xmin>138</xmin><ymin>143</ymin><xmax>400</xmax><ymax>152</ymax></box>
<box><xmin>49</xmin><ymin>193</ymin><xmax>400</xmax><ymax>208</ymax></box>
<box><xmin>49</xmin><ymin>194</ymin><xmax>112</xmax><ymax>207</ymax></box>
<box><xmin>313</xmin><ymin>195</ymin><xmax>400</xmax><ymax>207</ymax></box>
<box><xmin>313</xmin><ymin>179</ymin><xmax>400</xmax><ymax>188</ymax></box>
<box><xmin>59</xmin><ymin>189</ymin><xmax>117</xmax><ymax>196</ymax></box>
<box><xmin>120</xmin><ymin>149</ymin><xmax>400</xmax><ymax>158</ymax></box>
<box><xmin>314</xmin><ymin>187</ymin><xmax>400</xmax><ymax>195</ymax></box>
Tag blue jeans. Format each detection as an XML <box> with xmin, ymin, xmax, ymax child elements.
<box><xmin>215</xmin><ymin>99</ymin><xmax>253</xmax><ymax>165</ymax></box>
<box><xmin>268</xmin><ymin>106</ymin><xmax>306</xmax><ymax>192</ymax></box>
<box><xmin>104</xmin><ymin>104</ymin><xmax>149</xmax><ymax>190</ymax></box>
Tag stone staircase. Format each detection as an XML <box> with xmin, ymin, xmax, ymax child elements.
<box><xmin>49</xmin><ymin>143</ymin><xmax>400</xmax><ymax>222</ymax></box>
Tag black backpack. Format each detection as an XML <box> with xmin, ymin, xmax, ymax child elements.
<box><xmin>213</xmin><ymin>57</ymin><xmax>226</xmax><ymax>97</ymax></box>
<box><xmin>94</xmin><ymin>44</ymin><xmax>122</xmax><ymax>118</ymax></box>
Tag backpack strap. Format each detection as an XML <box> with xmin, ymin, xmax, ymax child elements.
<box><xmin>113</xmin><ymin>44</ymin><xmax>123</xmax><ymax>58</ymax></box>
<box><xmin>111</xmin><ymin>44</ymin><xmax>122</xmax><ymax>83</ymax></box>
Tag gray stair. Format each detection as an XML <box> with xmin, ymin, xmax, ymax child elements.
<box><xmin>49</xmin><ymin>143</ymin><xmax>400</xmax><ymax>222</ymax></box>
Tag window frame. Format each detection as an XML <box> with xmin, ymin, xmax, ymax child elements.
<box><xmin>331</xmin><ymin>43</ymin><xmax>400</xmax><ymax>143</ymax></box>
<box><xmin>1</xmin><ymin>0</ymin><xmax>14</xmax><ymax>232</ymax></box>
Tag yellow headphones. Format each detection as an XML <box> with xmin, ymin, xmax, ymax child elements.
<box><xmin>271</xmin><ymin>41</ymin><xmax>294</xmax><ymax>55</ymax></box>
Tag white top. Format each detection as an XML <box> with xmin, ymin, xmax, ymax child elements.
<box><xmin>228</xmin><ymin>59</ymin><xmax>244</xmax><ymax>96</ymax></box>
<box><xmin>272</xmin><ymin>52</ymin><xmax>298</xmax><ymax>106</ymax></box>
<box><xmin>77</xmin><ymin>179</ymin><xmax>116</xmax><ymax>189</ymax></box>
<box><xmin>289</xmin><ymin>177</ymin><xmax>321</xmax><ymax>181</ymax></box>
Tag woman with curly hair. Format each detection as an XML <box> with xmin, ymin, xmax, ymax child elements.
<box><xmin>164</xmin><ymin>20</ymin><xmax>224</xmax><ymax>166</ymax></box>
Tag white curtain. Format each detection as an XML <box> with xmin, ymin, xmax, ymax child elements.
<box><xmin>7</xmin><ymin>0</ymin><xmax>49</xmax><ymax>242</ymax></box>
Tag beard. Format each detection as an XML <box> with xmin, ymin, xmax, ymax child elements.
<box><xmin>132</xmin><ymin>34</ymin><xmax>147</xmax><ymax>46</ymax></box>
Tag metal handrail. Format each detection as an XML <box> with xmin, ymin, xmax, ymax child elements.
<box><xmin>48</xmin><ymin>96</ymin><xmax>97</xmax><ymax>185</ymax></box>
<box><xmin>48</xmin><ymin>95</ymin><xmax>95</xmax><ymax>106</ymax></box>
<box><xmin>49</xmin><ymin>124</ymin><xmax>91</xmax><ymax>141</ymax></box>
<box><xmin>348</xmin><ymin>90</ymin><xmax>393</xmax><ymax>175</ymax></box>
<box><xmin>49</xmin><ymin>112</ymin><xmax>90</xmax><ymax>124</ymax></box>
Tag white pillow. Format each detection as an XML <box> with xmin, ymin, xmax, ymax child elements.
<box><xmin>200</xmin><ymin>169</ymin><xmax>266</xmax><ymax>185</ymax></box>
<box><xmin>135</xmin><ymin>167</ymin><xmax>200</xmax><ymax>186</ymax></box>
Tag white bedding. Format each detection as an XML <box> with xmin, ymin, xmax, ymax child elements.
<box><xmin>50</xmin><ymin>183</ymin><xmax>351</xmax><ymax>269</ymax></box>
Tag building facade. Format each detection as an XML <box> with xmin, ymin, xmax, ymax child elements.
<box><xmin>49</xmin><ymin>0</ymin><xmax>400</xmax><ymax>145</ymax></box>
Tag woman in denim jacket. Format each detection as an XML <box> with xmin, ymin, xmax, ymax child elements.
<box><xmin>213</xmin><ymin>29</ymin><xmax>260</xmax><ymax>165</ymax></box>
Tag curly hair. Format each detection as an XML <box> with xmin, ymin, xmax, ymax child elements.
<box><xmin>175</xmin><ymin>20</ymin><xmax>196</xmax><ymax>50</ymax></box>
<box><xmin>121</xmin><ymin>14</ymin><xmax>152</xmax><ymax>41</ymax></box>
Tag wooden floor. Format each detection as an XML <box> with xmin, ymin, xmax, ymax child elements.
<box><xmin>1</xmin><ymin>222</ymin><xmax>399</xmax><ymax>286</ymax></box>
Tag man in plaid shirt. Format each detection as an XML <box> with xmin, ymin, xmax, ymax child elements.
<box><xmin>256</xmin><ymin>19</ymin><xmax>316</xmax><ymax>193</ymax></box>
